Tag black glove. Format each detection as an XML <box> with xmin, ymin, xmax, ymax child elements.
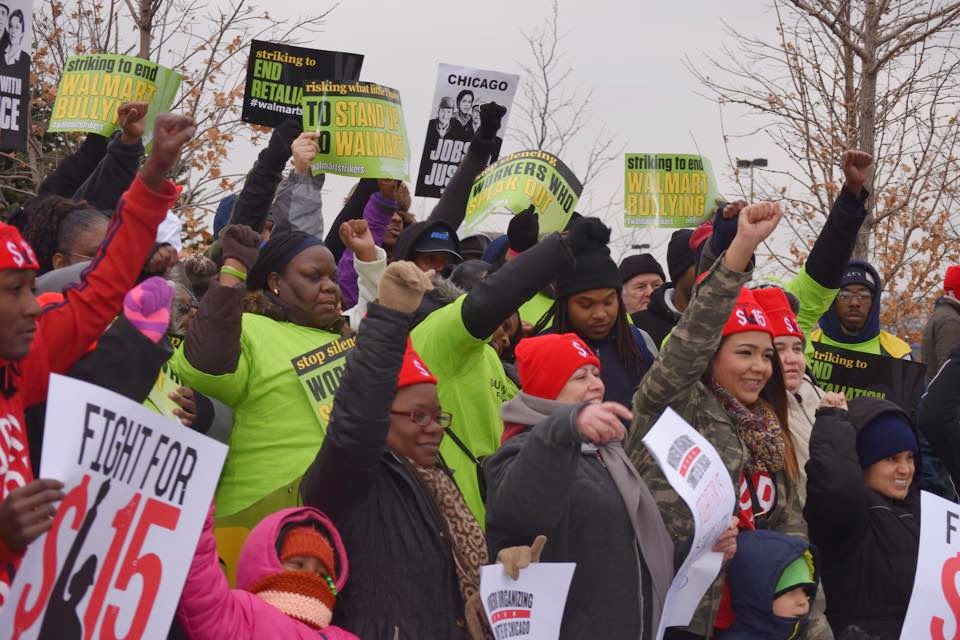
<box><xmin>220</xmin><ymin>224</ymin><xmax>262</xmax><ymax>270</ymax></box>
<box><xmin>566</xmin><ymin>216</ymin><xmax>611</xmax><ymax>256</ymax></box>
<box><xmin>476</xmin><ymin>102</ymin><xmax>507</xmax><ymax>141</ymax></box>
<box><xmin>260</xmin><ymin>119</ymin><xmax>302</xmax><ymax>170</ymax></box>
<box><xmin>508</xmin><ymin>205</ymin><xmax>539</xmax><ymax>252</ymax></box>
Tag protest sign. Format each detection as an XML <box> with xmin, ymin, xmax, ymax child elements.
<box><xmin>900</xmin><ymin>491</ymin><xmax>960</xmax><ymax>639</ymax></box>
<box><xmin>809</xmin><ymin>342</ymin><xmax>926</xmax><ymax>413</ymax></box>
<box><xmin>480</xmin><ymin>563</ymin><xmax>575</xmax><ymax>640</ymax></box>
<box><xmin>642</xmin><ymin>407</ymin><xmax>736</xmax><ymax>639</ymax></box>
<box><xmin>0</xmin><ymin>0</ymin><xmax>33</xmax><ymax>152</ymax></box>
<box><xmin>415</xmin><ymin>63</ymin><xmax>519</xmax><ymax>198</ymax></box>
<box><xmin>144</xmin><ymin>357</ymin><xmax>187</xmax><ymax>420</ymax></box>
<box><xmin>464</xmin><ymin>150</ymin><xmax>583</xmax><ymax>235</ymax></box>
<box><xmin>48</xmin><ymin>54</ymin><xmax>182</xmax><ymax>144</ymax></box>
<box><xmin>291</xmin><ymin>334</ymin><xmax>357</xmax><ymax>429</ymax></box>
<box><xmin>0</xmin><ymin>375</ymin><xmax>226</xmax><ymax>639</ymax></box>
<box><xmin>624</xmin><ymin>153</ymin><xmax>719</xmax><ymax>228</ymax></box>
<box><xmin>241</xmin><ymin>40</ymin><xmax>363</xmax><ymax>127</ymax></box>
<box><xmin>302</xmin><ymin>80</ymin><xmax>410</xmax><ymax>180</ymax></box>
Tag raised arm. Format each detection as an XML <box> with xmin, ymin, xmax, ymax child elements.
<box><xmin>626</xmin><ymin>202</ymin><xmax>782</xmax><ymax>438</ymax></box>
<box><xmin>427</xmin><ymin>102</ymin><xmax>505</xmax><ymax>228</ymax></box>
<box><xmin>72</xmin><ymin>102</ymin><xmax>148</xmax><ymax>212</ymax></box>
<box><xmin>269</xmin><ymin>131</ymin><xmax>325</xmax><ymax>238</ymax></box>
<box><xmin>323</xmin><ymin>179</ymin><xmax>379</xmax><ymax>262</ymax></box>
<box><xmin>301</xmin><ymin>263</ymin><xmax>433</xmax><ymax>517</ymax></box>
<box><xmin>22</xmin><ymin>114</ymin><xmax>194</xmax><ymax>407</ymax></box>
<box><xmin>229</xmin><ymin>119</ymin><xmax>301</xmax><ymax>232</ymax></box>
<box><xmin>36</xmin><ymin>134</ymin><xmax>108</xmax><ymax>201</ymax></box>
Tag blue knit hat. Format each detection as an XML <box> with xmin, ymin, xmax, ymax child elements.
<box><xmin>856</xmin><ymin>412</ymin><xmax>918</xmax><ymax>469</ymax></box>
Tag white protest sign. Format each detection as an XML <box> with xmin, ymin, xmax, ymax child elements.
<box><xmin>642</xmin><ymin>407</ymin><xmax>737</xmax><ymax>640</ymax></box>
<box><xmin>0</xmin><ymin>374</ymin><xmax>227</xmax><ymax>639</ymax></box>
<box><xmin>480</xmin><ymin>562</ymin><xmax>575</xmax><ymax>640</ymax></box>
<box><xmin>415</xmin><ymin>62</ymin><xmax>519</xmax><ymax>198</ymax></box>
<box><xmin>901</xmin><ymin>490</ymin><xmax>960</xmax><ymax>639</ymax></box>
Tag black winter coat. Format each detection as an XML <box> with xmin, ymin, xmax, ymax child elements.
<box><xmin>301</xmin><ymin>303</ymin><xmax>469</xmax><ymax>640</ymax></box>
<box><xmin>804</xmin><ymin>398</ymin><xmax>919</xmax><ymax>640</ymax></box>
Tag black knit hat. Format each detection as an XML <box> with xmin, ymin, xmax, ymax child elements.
<box><xmin>667</xmin><ymin>229</ymin><xmax>695</xmax><ymax>283</ymax></box>
<box><xmin>556</xmin><ymin>247</ymin><xmax>622</xmax><ymax>298</ymax></box>
<box><xmin>619</xmin><ymin>254</ymin><xmax>665</xmax><ymax>284</ymax></box>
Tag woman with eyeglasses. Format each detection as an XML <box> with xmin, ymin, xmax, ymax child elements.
<box><xmin>20</xmin><ymin>197</ymin><xmax>109</xmax><ymax>274</ymax></box>
<box><xmin>301</xmin><ymin>261</ymin><xmax>493</xmax><ymax>639</ymax></box>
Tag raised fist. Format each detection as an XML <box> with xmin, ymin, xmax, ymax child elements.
<box><xmin>378</xmin><ymin>261</ymin><xmax>434</xmax><ymax>313</ymax></box>
<box><xmin>841</xmin><ymin>150</ymin><xmax>873</xmax><ymax>194</ymax></box>
<box><xmin>117</xmin><ymin>101</ymin><xmax>149</xmax><ymax>144</ymax></box>
<box><xmin>291</xmin><ymin>132</ymin><xmax>320</xmax><ymax>176</ymax></box>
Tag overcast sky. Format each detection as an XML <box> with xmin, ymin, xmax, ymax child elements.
<box><xmin>228</xmin><ymin>0</ymin><xmax>792</xmax><ymax>266</ymax></box>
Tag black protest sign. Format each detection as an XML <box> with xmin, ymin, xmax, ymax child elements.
<box><xmin>241</xmin><ymin>40</ymin><xmax>363</xmax><ymax>127</ymax></box>
<box><xmin>0</xmin><ymin>0</ymin><xmax>33</xmax><ymax>152</ymax></box>
<box><xmin>810</xmin><ymin>342</ymin><xmax>926</xmax><ymax>413</ymax></box>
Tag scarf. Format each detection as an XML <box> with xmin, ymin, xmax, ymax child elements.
<box><xmin>248</xmin><ymin>571</ymin><xmax>335</xmax><ymax>629</ymax></box>
<box><xmin>710</xmin><ymin>380</ymin><xmax>785</xmax><ymax>475</ymax></box>
<box><xmin>409</xmin><ymin>464</ymin><xmax>489</xmax><ymax>609</ymax></box>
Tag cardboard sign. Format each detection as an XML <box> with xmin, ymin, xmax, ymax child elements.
<box><xmin>302</xmin><ymin>80</ymin><xmax>410</xmax><ymax>180</ymax></box>
<box><xmin>241</xmin><ymin>40</ymin><xmax>363</xmax><ymax>127</ymax></box>
<box><xmin>291</xmin><ymin>335</ymin><xmax>357</xmax><ymax>430</ymax></box>
<box><xmin>642</xmin><ymin>408</ymin><xmax>737</xmax><ymax>639</ymax></box>
<box><xmin>0</xmin><ymin>375</ymin><xmax>226</xmax><ymax>639</ymax></box>
<box><xmin>480</xmin><ymin>563</ymin><xmax>575</xmax><ymax>639</ymax></box>
<box><xmin>0</xmin><ymin>0</ymin><xmax>33</xmax><ymax>152</ymax></box>
<box><xmin>415</xmin><ymin>63</ymin><xmax>518</xmax><ymax>198</ymax></box>
<box><xmin>464</xmin><ymin>150</ymin><xmax>583</xmax><ymax>235</ymax></box>
<box><xmin>900</xmin><ymin>491</ymin><xmax>960</xmax><ymax>639</ymax></box>
<box><xmin>48</xmin><ymin>54</ymin><xmax>182</xmax><ymax>144</ymax></box>
<box><xmin>624</xmin><ymin>153</ymin><xmax>719</xmax><ymax>228</ymax></box>
<box><xmin>809</xmin><ymin>342</ymin><xmax>926</xmax><ymax>413</ymax></box>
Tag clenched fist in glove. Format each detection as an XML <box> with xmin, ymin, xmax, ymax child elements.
<box><xmin>378</xmin><ymin>261</ymin><xmax>434</xmax><ymax>314</ymax></box>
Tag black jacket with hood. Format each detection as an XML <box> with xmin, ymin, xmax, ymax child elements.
<box><xmin>300</xmin><ymin>303</ymin><xmax>469</xmax><ymax>640</ymax></box>
<box><xmin>717</xmin><ymin>530</ymin><xmax>817</xmax><ymax>640</ymax></box>
<box><xmin>917</xmin><ymin>348</ymin><xmax>960</xmax><ymax>484</ymax></box>
<box><xmin>803</xmin><ymin>398</ymin><xmax>919</xmax><ymax>640</ymax></box>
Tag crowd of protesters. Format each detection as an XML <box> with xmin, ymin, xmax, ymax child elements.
<box><xmin>1</xmin><ymin>95</ymin><xmax>958</xmax><ymax>640</ymax></box>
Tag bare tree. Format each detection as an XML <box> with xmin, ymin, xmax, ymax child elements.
<box><xmin>689</xmin><ymin>0</ymin><xmax>960</xmax><ymax>340</ymax></box>
<box><xmin>513</xmin><ymin>0</ymin><xmax>622</xmax><ymax>188</ymax></box>
<box><xmin>8</xmin><ymin>0</ymin><xmax>332</xmax><ymax>245</ymax></box>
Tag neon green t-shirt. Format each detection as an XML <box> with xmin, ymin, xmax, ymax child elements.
<box><xmin>169</xmin><ymin>313</ymin><xmax>343</xmax><ymax>518</ymax></box>
<box><xmin>412</xmin><ymin>296</ymin><xmax>519</xmax><ymax>525</ymax></box>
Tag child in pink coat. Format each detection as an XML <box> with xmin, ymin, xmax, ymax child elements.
<box><xmin>176</xmin><ymin>506</ymin><xmax>358</xmax><ymax>640</ymax></box>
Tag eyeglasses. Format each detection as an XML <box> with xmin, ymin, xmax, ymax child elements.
<box><xmin>836</xmin><ymin>291</ymin><xmax>872</xmax><ymax>304</ymax></box>
<box><xmin>389</xmin><ymin>409</ymin><xmax>452</xmax><ymax>428</ymax></box>
<box><xmin>67</xmin><ymin>250</ymin><xmax>96</xmax><ymax>261</ymax></box>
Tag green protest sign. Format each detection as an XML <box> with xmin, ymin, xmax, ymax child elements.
<box><xmin>291</xmin><ymin>335</ymin><xmax>358</xmax><ymax>429</ymax></box>
<box><xmin>301</xmin><ymin>80</ymin><xmax>410</xmax><ymax>180</ymax></box>
<box><xmin>463</xmin><ymin>150</ymin><xmax>583</xmax><ymax>234</ymax></box>
<box><xmin>624</xmin><ymin>153</ymin><xmax>719</xmax><ymax>228</ymax></box>
<box><xmin>49</xmin><ymin>54</ymin><xmax>182</xmax><ymax>143</ymax></box>
<box><xmin>809</xmin><ymin>342</ymin><xmax>926</xmax><ymax>413</ymax></box>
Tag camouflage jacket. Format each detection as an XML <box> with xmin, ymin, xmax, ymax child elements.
<box><xmin>626</xmin><ymin>255</ymin><xmax>807</xmax><ymax>637</ymax></box>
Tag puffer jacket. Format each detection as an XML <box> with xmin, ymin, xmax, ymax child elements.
<box><xmin>717</xmin><ymin>530</ymin><xmax>817</xmax><ymax>640</ymax></box>
<box><xmin>176</xmin><ymin>506</ymin><xmax>358</xmax><ymax>639</ymax></box>
<box><xmin>804</xmin><ymin>398</ymin><xmax>919</xmax><ymax>640</ymax></box>
<box><xmin>921</xmin><ymin>296</ymin><xmax>960</xmax><ymax>383</ymax></box>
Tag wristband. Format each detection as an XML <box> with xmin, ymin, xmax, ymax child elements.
<box><xmin>220</xmin><ymin>265</ymin><xmax>247</xmax><ymax>281</ymax></box>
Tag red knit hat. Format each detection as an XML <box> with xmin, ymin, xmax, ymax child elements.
<box><xmin>752</xmin><ymin>287</ymin><xmax>803</xmax><ymax>340</ymax></box>
<box><xmin>945</xmin><ymin>265</ymin><xmax>960</xmax><ymax>297</ymax></box>
<box><xmin>723</xmin><ymin>288</ymin><xmax>775</xmax><ymax>338</ymax></box>
<box><xmin>0</xmin><ymin>223</ymin><xmax>40</xmax><ymax>271</ymax></box>
<box><xmin>515</xmin><ymin>333</ymin><xmax>601</xmax><ymax>400</ymax></box>
<box><xmin>397</xmin><ymin>340</ymin><xmax>437</xmax><ymax>389</ymax></box>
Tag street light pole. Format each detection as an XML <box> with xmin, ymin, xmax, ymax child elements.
<box><xmin>736</xmin><ymin>158</ymin><xmax>769</xmax><ymax>200</ymax></box>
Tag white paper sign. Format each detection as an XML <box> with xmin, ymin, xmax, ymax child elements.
<box><xmin>901</xmin><ymin>490</ymin><xmax>960</xmax><ymax>639</ymax></box>
<box><xmin>642</xmin><ymin>407</ymin><xmax>737</xmax><ymax>639</ymax></box>
<box><xmin>480</xmin><ymin>562</ymin><xmax>575</xmax><ymax>640</ymax></box>
<box><xmin>415</xmin><ymin>62</ymin><xmax>519</xmax><ymax>198</ymax></box>
<box><xmin>0</xmin><ymin>374</ymin><xmax>227</xmax><ymax>639</ymax></box>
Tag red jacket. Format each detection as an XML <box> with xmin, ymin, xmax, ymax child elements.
<box><xmin>0</xmin><ymin>175</ymin><xmax>177</xmax><ymax>605</ymax></box>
